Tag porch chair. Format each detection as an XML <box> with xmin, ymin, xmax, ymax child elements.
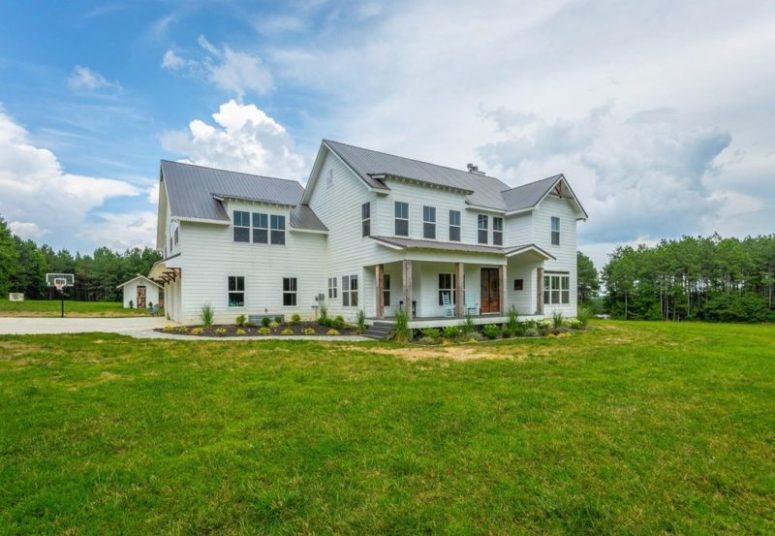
<box><xmin>441</xmin><ymin>291</ymin><xmax>455</xmax><ymax>318</ymax></box>
<box><xmin>464</xmin><ymin>289</ymin><xmax>480</xmax><ymax>316</ymax></box>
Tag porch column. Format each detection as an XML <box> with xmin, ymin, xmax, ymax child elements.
<box><xmin>537</xmin><ymin>266</ymin><xmax>544</xmax><ymax>315</ymax></box>
<box><xmin>455</xmin><ymin>262</ymin><xmax>465</xmax><ymax>317</ymax></box>
<box><xmin>499</xmin><ymin>264</ymin><xmax>507</xmax><ymax>314</ymax></box>
<box><xmin>402</xmin><ymin>259</ymin><xmax>413</xmax><ymax>318</ymax></box>
<box><xmin>376</xmin><ymin>264</ymin><xmax>384</xmax><ymax>319</ymax></box>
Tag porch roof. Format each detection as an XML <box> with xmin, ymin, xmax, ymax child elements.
<box><xmin>370</xmin><ymin>236</ymin><xmax>555</xmax><ymax>259</ymax></box>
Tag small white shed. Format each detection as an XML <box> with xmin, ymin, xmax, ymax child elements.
<box><xmin>117</xmin><ymin>275</ymin><xmax>162</xmax><ymax>309</ymax></box>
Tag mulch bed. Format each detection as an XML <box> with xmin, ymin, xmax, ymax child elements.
<box><xmin>155</xmin><ymin>321</ymin><xmax>358</xmax><ymax>337</ymax></box>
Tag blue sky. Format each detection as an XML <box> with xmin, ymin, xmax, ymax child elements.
<box><xmin>1</xmin><ymin>0</ymin><xmax>774</xmax><ymax>269</ymax></box>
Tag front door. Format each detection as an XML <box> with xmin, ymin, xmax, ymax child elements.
<box><xmin>137</xmin><ymin>286</ymin><xmax>147</xmax><ymax>308</ymax></box>
<box><xmin>480</xmin><ymin>268</ymin><xmax>500</xmax><ymax>313</ymax></box>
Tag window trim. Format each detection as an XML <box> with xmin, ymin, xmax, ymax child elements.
<box><xmin>477</xmin><ymin>214</ymin><xmax>488</xmax><ymax>244</ymax></box>
<box><xmin>551</xmin><ymin>216</ymin><xmax>560</xmax><ymax>246</ymax></box>
<box><xmin>543</xmin><ymin>273</ymin><xmax>569</xmax><ymax>305</ymax></box>
<box><xmin>270</xmin><ymin>214</ymin><xmax>286</xmax><ymax>245</ymax></box>
<box><xmin>228</xmin><ymin>276</ymin><xmax>245</xmax><ymax>307</ymax></box>
<box><xmin>283</xmin><ymin>277</ymin><xmax>297</xmax><ymax>306</ymax></box>
<box><xmin>448</xmin><ymin>210</ymin><xmax>461</xmax><ymax>242</ymax></box>
<box><xmin>342</xmin><ymin>274</ymin><xmax>359</xmax><ymax>307</ymax></box>
<box><xmin>361</xmin><ymin>202</ymin><xmax>371</xmax><ymax>237</ymax></box>
<box><xmin>328</xmin><ymin>277</ymin><xmax>338</xmax><ymax>299</ymax></box>
<box><xmin>423</xmin><ymin>205</ymin><xmax>436</xmax><ymax>239</ymax></box>
<box><xmin>233</xmin><ymin>210</ymin><xmax>250</xmax><ymax>243</ymax></box>
<box><xmin>493</xmin><ymin>217</ymin><xmax>503</xmax><ymax>246</ymax></box>
<box><xmin>394</xmin><ymin>201</ymin><xmax>409</xmax><ymax>237</ymax></box>
<box><xmin>252</xmin><ymin>212</ymin><xmax>268</xmax><ymax>244</ymax></box>
<box><xmin>383</xmin><ymin>273</ymin><xmax>391</xmax><ymax>307</ymax></box>
<box><xmin>438</xmin><ymin>273</ymin><xmax>457</xmax><ymax>306</ymax></box>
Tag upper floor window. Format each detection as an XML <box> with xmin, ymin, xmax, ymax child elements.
<box><xmin>342</xmin><ymin>275</ymin><xmax>358</xmax><ymax>306</ymax></box>
<box><xmin>283</xmin><ymin>277</ymin><xmax>297</xmax><ymax>306</ymax></box>
<box><xmin>253</xmin><ymin>213</ymin><xmax>268</xmax><ymax>243</ymax></box>
<box><xmin>228</xmin><ymin>276</ymin><xmax>245</xmax><ymax>307</ymax></box>
<box><xmin>174</xmin><ymin>227</ymin><xmax>179</xmax><ymax>245</ymax></box>
<box><xmin>551</xmin><ymin>216</ymin><xmax>560</xmax><ymax>246</ymax></box>
<box><xmin>477</xmin><ymin>214</ymin><xmax>488</xmax><ymax>244</ymax></box>
<box><xmin>395</xmin><ymin>201</ymin><xmax>409</xmax><ymax>236</ymax></box>
<box><xmin>493</xmin><ymin>217</ymin><xmax>503</xmax><ymax>246</ymax></box>
<box><xmin>233</xmin><ymin>211</ymin><xmax>250</xmax><ymax>242</ymax></box>
<box><xmin>449</xmin><ymin>210</ymin><xmax>461</xmax><ymax>242</ymax></box>
<box><xmin>328</xmin><ymin>277</ymin><xmax>337</xmax><ymax>299</ymax></box>
<box><xmin>271</xmin><ymin>215</ymin><xmax>286</xmax><ymax>245</ymax></box>
<box><xmin>544</xmin><ymin>273</ymin><xmax>569</xmax><ymax>304</ymax></box>
<box><xmin>361</xmin><ymin>202</ymin><xmax>371</xmax><ymax>237</ymax></box>
<box><xmin>423</xmin><ymin>206</ymin><xmax>436</xmax><ymax>239</ymax></box>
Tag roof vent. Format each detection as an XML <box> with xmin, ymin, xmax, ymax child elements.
<box><xmin>467</xmin><ymin>163</ymin><xmax>485</xmax><ymax>175</ymax></box>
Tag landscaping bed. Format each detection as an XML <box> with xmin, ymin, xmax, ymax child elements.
<box><xmin>156</xmin><ymin>311</ymin><xmax>361</xmax><ymax>337</ymax></box>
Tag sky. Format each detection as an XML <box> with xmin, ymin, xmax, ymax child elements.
<box><xmin>1</xmin><ymin>0</ymin><xmax>773</xmax><ymax>269</ymax></box>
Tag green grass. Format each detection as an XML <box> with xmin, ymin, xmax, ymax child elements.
<box><xmin>0</xmin><ymin>298</ymin><xmax>151</xmax><ymax>317</ymax></box>
<box><xmin>0</xmin><ymin>321</ymin><xmax>773</xmax><ymax>534</ymax></box>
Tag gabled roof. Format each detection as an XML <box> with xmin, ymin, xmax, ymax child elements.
<box><xmin>370</xmin><ymin>236</ymin><xmax>555</xmax><ymax>260</ymax></box>
<box><xmin>161</xmin><ymin>160</ymin><xmax>304</xmax><ymax>222</ymax></box>
<box><xmin>322</xmin><ymin>140</ymin><xmax>512</xmax><ymax>210</ymax></box>
<box><xmin>116</xmin><ymin>274</ymin><xmax>162</xmax><ymax>289</ymax></box>
<box><xmin>501</xmin><ymin>173</ymin><xmax>588</xmax><ymax>219</ymax></box>
<box><xmin>290</xmin><ymin>205</ymin><xmax>328</xmax><ymax>232</ymax></box>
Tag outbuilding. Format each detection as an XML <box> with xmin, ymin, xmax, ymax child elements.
<box><xmin>116</xmin><ymin>275</ymin><xmax>163</xmax><ymax>309</ymax></box>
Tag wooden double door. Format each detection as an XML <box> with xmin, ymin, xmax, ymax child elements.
<box><xmin>480</xmin><ymin>268</ymin><xmax>500</xmax><ymax>313</ymax></box>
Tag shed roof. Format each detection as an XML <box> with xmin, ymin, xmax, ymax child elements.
<box><xmin>116</xmin><ymin>274</ymin><xmax>162</xmax><ymax>289</ymax></box>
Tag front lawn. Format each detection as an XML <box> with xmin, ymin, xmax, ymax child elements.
<box><xmin>0</xmin><ymin>321</ymin><xmax>772</xmax><ymax>533</ymax></box>
<box><xmin>0</xmin><ymin>298</ymin><xmax>152</xmax><ymax>317</ymax></box>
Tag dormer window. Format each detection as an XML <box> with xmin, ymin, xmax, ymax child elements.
<box><xmin>395</xmin><ymin>201</ymin><xmax>409</xmax><ymax>236</ymax></box>
<box><xmin>423</xmin><ymin>206</ymin><xmax>436</xmax><ymax>239</ymax></box>
<box><xmin>477</xmin><ymin>214</ymin><xmax>488</xmax><ymax>244</ymax></box>
<box><xmin>233</xmin><ymin>211</ymin><xmax>250</xmax><ymax>242</ymax></box>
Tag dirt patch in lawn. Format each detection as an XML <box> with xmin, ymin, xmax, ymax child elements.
<box><xmin>354</xmin><ymin>343</ymin><xmax>555</xmax><ymax>362</ymax></box>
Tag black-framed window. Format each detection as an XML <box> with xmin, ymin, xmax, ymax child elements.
<box><xmin>543</xmin><ymin>274</ymin><xmax>570</xmax><ymax>304</ymax></box>
<box><xmin>228</xmin><ymin>276</ymin><xmax>245</xmax><ymax>307</ymax></box>
<box><xmin>283</xmin><ymin>277</ymin><xmax>297</xmax><ymax>306</ymax></box>
<box><xmin>361</xmin><ymin>202</ymin><xmax>371</xmax><ymax>237</ymax></box>
<box><xmin>438</xmin><ymin>273</ymin><xmax>457</xmax><ymax>305</ymax></box>
<box><xmin>252</xmin><ymin>212</ymin><xmax>268</xmax><ymax>243</ymax></box>
<box><xmin>328</xmin><ymin>277</ymin><xmax>337</xmax><ymax>299</ymax></box>
<box><xmin>513</xmin><ymin>279</ymin><xmax>524</xmax><ymax>291</ymax></box>
<box><xmin>551</xmin><ymin>216</ymin><xmax>560</xmax><ymax>246</ymax></box>
<box><xmin>493</xmin><ymin>217</ymin><xmax>503</xmax><ymax>246</ymax></box>
<box><xmin>423</xmin><ymin>206</ymin><xmax>436</xmax><ymax>239</ymax></box>
<box><xmin>271</xmin><ymin>215</ymin><xmax>286</xmax><ymax>245</ymax></box>
<box><xmin>449</xmin><ymin>210</ymin><xmax>461</xmax><ymax>241</ymax></box>
<box><xmin>233</xmin><ymin>211</ymin><xmax>250</xmax><ymax>242</ymax></box>
<box><xmin>394</xmin><ymin>201</ymin><xmax>409</xmax><ymax>236</ymax></box>
<box><xmin>342</xmin><ymin>275</ymin><xmax>358</xmax><ymax>307</ymax></box>
<box><xmin>477</xmin><ymin>214</ymin><xmax>488</xmax><ymax>244</ymax></box>
<box><xmin>383</xmin><ymin>274</ymin><xmax>391</xmax><ymax>307</ymax></box>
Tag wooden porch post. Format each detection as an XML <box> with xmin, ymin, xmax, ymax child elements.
<box><xmin>536</xmin><ymin>266</ymin><xmax>544</xmax><ymax>315</ymax></box>
<box><xmin>499</xmin><ymin>264</ymin><xmax>507</xmax><ymax>314</ymax></box>
<box><xmin>403</xmin><ymin>260</ymin><xmax>413</xmax><ymax>318</ymax></box>
<box><xmin>455</xmin><ymin>262</ymin><xmax>465</xmax><ymax>318</ymax></box>
<box><xmin>376</xmin><ymin>264</ymin><xmax>384</xmax><ymax>319</ymax></box>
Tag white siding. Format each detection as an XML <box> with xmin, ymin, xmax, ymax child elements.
<box><xmin>121</xmin><ymin>280</ymin><xmax>160</xmax><ymax>309</ymax></box>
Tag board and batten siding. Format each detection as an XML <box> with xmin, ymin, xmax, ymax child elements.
<box><xmin>121</xmin><ymin>279</ymin><xmax>160</xmax><ymax>309</ymax></box>
<box><xmin>176</xmin><ymin>201</ymin><xmax>327</xmax><ymax>324</ymax></box>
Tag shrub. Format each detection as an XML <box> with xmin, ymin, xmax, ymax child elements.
<box><xmin>274</xmin><ymin>315</ymin><xmax>283</xmax><ymax>324</ymax></box>
<box><xmin>290</xmin><ymin>313</ymin><xmax>301</xmax><ymax>325</ymax></box>
<box><xmin>332</xmin><ymin>315</ymin><xmax>346</xmax><ymax>330</ymax></box>
<box><xmin>128</xmin><ymin>299</ymin><xmax>134</xmax><ymax>309</ymax></box>
<box><xmin>200</xmin><ymin>303</ymin><xmax>214</xmax><ymax>327</ymax></box>
<box><xmin>318</xmin><ymin>306</ymin><xmax>328</xmax><ymax>326</ymax></box>
<box><xmin>552</xmin><ymin>311</ymin><xmax>564</xmax><ymax>330</ymax></box>
<box><xmin>326</xmin><ymin>328</ymin><xmax>339</xmax><ymax>336</ymax></box>
<box><xmin>303</xmin><ymin>327</ymin><xmax>316</xmax><ymax>336</ymax></box>
<box><xmin>190</xmin><ymin>327</ymin><xmax>204</xmax><ymax>335</ymax></box>
<box><xmin>442</xmin><ymin>326</ymin><xmax>460</xmax><ymax>340</ymax></box>
<box><xmin>393</xmin><ymin>309</ymin><xmax>411</xmax><ymax>342</ymax></box>
<box><xmin>235</xmin><ymin>314</ymin><xmax>246</xmax><ymax>327</ymax></box>
<box><xmin>507</xmin><ymin>307</ymin><xmax>519</xmax><ymax>332</ymax></box>
<box><xmin>566</xmin><ymin>318</ymin><xmax>583</xmax><ymax>330</ymax></box>
<box><xmin>463</xmin><ymin>312</ymin><xmax>475</xmax><ymax>335</ymax></box>
<box><xmin>214</xmin><ymin>328</ymin><xmax>227</xmax><ymax>336</ymax></box>
<box><xmin>269</xmin><ymin>320</ymin><xmax>280</xmax><ymax>329</ymax></box>
<box><xmin>281</xmin><ymin>327</ymin><xmax>294</xmax><ymax>335</ymax></box>
<box><xmin>482</xmin><ymin>324</ymin><xmax>500</xmax><ymax>340</ymax></box>
<box><xmin>175</xmin><ymin>326</ymin><xmax>189</xmax><ymax>334</ymax></box>
<box><xmin>162</xmin><ymin>325</ymin><xmax>176</xmax><ymax>333</ymax></box>
<box><xmin>235</xmin><ymin>328</ymin><xmax>247</xmax><ymax>336</ymax></box>
<box><xmin>416</xmin><ymin>337</ymin><xmax>437</xmax><ymax>345</ymax></box>
<box><xmin>524</xmin><ymin>327</ymin><xmax>540</xmax><ymax>337</ymax></box>
<box><xmin>148</xmin><ymin>302</ymin><xmax>153</xmax><ymax>309</ymax></box>
<box><xmin>576</xmin><ymin>305</ymin><xmax>592</xmax><ymax>328</ymax></box>
<box><xmin>356</xmin><ymin>310</ymin><xmax>366</xmax><ymax>334</ymax></box>
<box><xmin>261</xmin><ymin>316</ymin><xmax>271</xmax><ymax>327</ymax></box>
<box><xmin>466</xmin><ymin>331</ymin><xmax>484</xmax><ymax>342</ymax></box>
<box><xmin>421</xmin><ymin>327</ymin><xmax>441</xmax><ymax>340</ymax></box>
<box><xmin>258</xmin><ymin>327</ymin><xmax>271</xmax><ymax>335</ymax></box>
<box><xmin>502</xmin><ymin>327</ymin><xmax>514</xmax><ymax>338</ymax></box>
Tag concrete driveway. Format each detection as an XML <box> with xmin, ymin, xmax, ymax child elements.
<box><xmin>0</xmin><ymin>316</ymin><xmax>170</xmax><ymax>335</ymax></box>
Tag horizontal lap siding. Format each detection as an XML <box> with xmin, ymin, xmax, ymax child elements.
<box><xmin>533</xmin><ymin>195</ymin><xmax>578</xmax><ymax>317</ymax></box>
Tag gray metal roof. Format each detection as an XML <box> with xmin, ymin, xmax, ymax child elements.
<box><xmin>161</xmin><ymin>160</ymin><xmax>304</xmax><ymax>222</ymax></box>
<box><xmin>371</xmin><ymin>236</ymin><xmax>506</xmax><ymax>255</ymax></box>
<box><xmin>290</xmin><ymin>205</ymin><xmax>328</xmax><ymax>232</ymax></box>
<box><xmin>324</xmin><ymin>140</ymin><xmax>512</xmax><ymax>210</ymax></box>
<box><xmin>501</xmin><ymin>174</ymin><xmax>563</xmax><ymax>213</ymax></box>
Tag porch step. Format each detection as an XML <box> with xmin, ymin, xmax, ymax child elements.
<box><xmin>363</xmin><ymin>322</ymin><xmax>393</xmax><ymax>340</ymax></box>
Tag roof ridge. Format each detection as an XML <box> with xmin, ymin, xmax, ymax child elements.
<box><xmin>501</xmin><ymin>174</ymin><xmax>563</xmax><ymax>193</ymax></box>
<box><xmin>160</xmin><ymin>159</ymin><xmax>302</xmax><ymax>186</ymax></box>
<box><xmin>323</xmin><ymin>139</ymin><xmax>504</xmax><ymax>182</ymax></box>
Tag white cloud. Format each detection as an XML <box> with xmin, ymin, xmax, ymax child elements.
<box><xmin>82</xmin><ymin>211</ymin><xmax>158</xmax><ymax>250</ymax></box>
<box><xmin>147</xmin><ymin>184</ymin><xmax>159</xmax><ymax>204</ymax></box>
<box><xmin>161</xmin><ymin>49</ymin><xmax>186</xmax><ymax>70</ymax></box>
<box><xmin>67</xmin><ymin>65</ymin><xmax>118</xmax><ymax>91</ymax></box>
<box><xmin>160</xmin><ymin>99</ymin><xmax>305</xmax><ymax>178</ymax></box>
<box><xmin>0</xmin><ymin>105</ymin><xmax>152</xmax><ymax>250</ymax></box>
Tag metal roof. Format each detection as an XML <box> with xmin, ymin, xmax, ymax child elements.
<box><xmin>290</xmin><ymin>205</ymin><xmax>328</xmax><ymax>232</ymax></box>
<box><xmin>371</xmin><ymin>236</ymin><xmax>555</xmax><ymax>259</ymax></box>
<box><xmin>501</xmin><ymin>174</ymin><xmax>563</xmax><ymax>213</ymax></box>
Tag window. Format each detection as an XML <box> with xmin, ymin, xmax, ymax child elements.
<box><xmin>169</xmin><ymin>236</ymin><xmax>173</xmax><ymax>252</ymax></box>
<box><xmin>423</xmin><ymin>206</ymin><xmax>436</xmax><ymax>239</ymax></box>
<box><xmin>394</xmin><ymin>201</ymin><xmax>409</xmax><ymax>236</ymax></box>
<box><xmin>252</xmin><ymin>212</ymin><xmax>268</xmax><ymax>243</ymax></box>
<box><xmin>283</xmin><ymin>277</ymin><xmax>297</xmax><ymax>306</ymax></box>
<box><xmin>228</xmin><ymin>276</ymin><xmax>245</xmax><ymax>307</ymax></box>
<box><xmin>551</xmin><ymin>216</ymin><xmax>560</xmax><ymax>246</ymax></box>
<box><xmin>342</xmin><ymin>275</ymin><xmax>358</xmax><ymax>307</ymax></box>
<box><xmin>233</xmin><ymin>211</ymin><xmax>250</xmax><ymax>242</ymax></box>
<box><xmin>174</xmin><ymin>227</ymin><xmax>179</xmax><ymax>245</ymax></box>
<box><xmin>271</xmin><ymin>215</ymin><xmax>286</xmax><ymax>245</ymax></box>
<box><xmin>543</xmin><ymin>273</ymin><xmax>570</xmax><ymax>305</ymax></box>
<box><xmin>449</xmin><ymin>210</ymin><xmax>461</xmax><ymax>241</ymax></box>
<box><xmin>383</xmin><ymin>274</ymin><xmax>391</xmax><ymax>307</ymax></box>
<box><xmin>438</xmin><ymin>273</ymin><xmax>457</xmax><ymax>305</ymax></box>
<box><xmin>361</xmin><ymin>202</ymin><xmax>371</xmax><ymax>237</ymax></box>
<box><xmin>513</xmin><ymin>279</ymin><xmax>524</xmax><ymax>291</ymax></box>
<box><xmin>493</xmin><ymin>217</ymin><xmax>503</xmax><ymax>246</ymax></box>
<box><xmin>477</xmin><ymin>214</ymin><xmax>488</xmax><ymax>244</ymax></box>
<box><xmin>328</xmin><ymin>277</ymin><xmax>338</xmax><ymax>299</ymax></box>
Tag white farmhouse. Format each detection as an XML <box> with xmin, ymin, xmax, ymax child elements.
<box><xmin>150</xmin><ymin>140</ymin><xmax>587</xmax><ymax>329</ymax></box>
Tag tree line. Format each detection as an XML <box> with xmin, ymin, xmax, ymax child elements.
<box><xmin>0</xmin><ymin>216</ymin><xmax>161</xmax><ymax>302</ymax></box>
<box><xmin>600</xmin><ymin>234</ymin><xmax>775</xmax><ymax>322</ymax></box>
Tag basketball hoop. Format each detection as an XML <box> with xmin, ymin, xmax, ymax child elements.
<box><xmin>45</xmin><ymin>273</ymin><xmax>75</xmax><ymax>318</ymax></box>
<box><xmin>54</xmin><ymin>278</ymin><xmax>67</xmax><ymax>291</ymax></box>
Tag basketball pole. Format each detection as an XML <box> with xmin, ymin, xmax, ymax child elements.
<box><xmin>60</xmin><ymin>288</ymin><xmax>64</xmax><ymax>318</ymax></box>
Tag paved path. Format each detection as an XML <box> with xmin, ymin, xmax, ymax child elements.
<box><xmin>0</xmin><ymin>317</ymin><xmax>169</xmax><ymax>335</ymax></box>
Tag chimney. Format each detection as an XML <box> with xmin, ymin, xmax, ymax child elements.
<box><xmin>467</xmin><ymin>163</ymin><xmax>485</xmax><ymax>175</ymax></box>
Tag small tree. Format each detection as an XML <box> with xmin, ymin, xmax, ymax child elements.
<box><xmin>393</xmin><ymin>309</ymin><xmax>410</xmax><ymax>342</ymax></box>
<box><xmin>200</xmin><ymin>303</ymin><xmax>214</xmax><ymax>327</ymax></box>
<box><xmin>356</xmin><ymin>309</ymin><xmax>366</xmax><ymax>334</ymax></box>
